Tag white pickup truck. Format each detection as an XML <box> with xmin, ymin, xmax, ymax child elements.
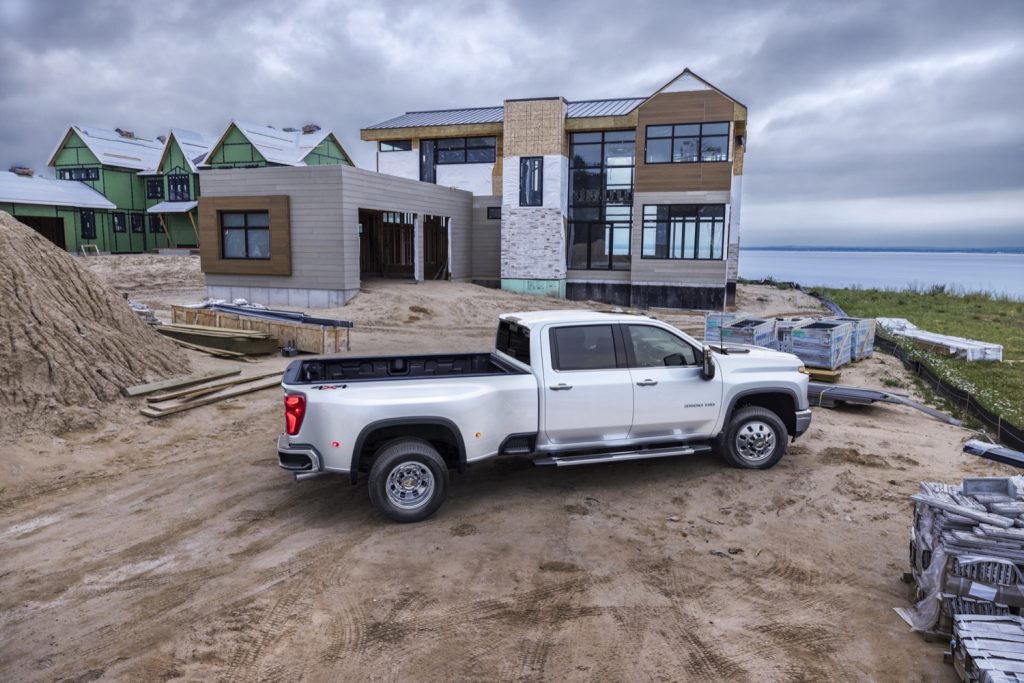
<box><xmin>278</xmin><ymin>311</ymin><xmax>812</xmax><ymax>522</ymax></box>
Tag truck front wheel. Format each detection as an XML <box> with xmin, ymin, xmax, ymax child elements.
<box><xmin>368</xmin><ymin>438</ymin><xmax>449</xmax><ymax>523</ymax></box>
<box><xmin>721</xmin><ymin>406</ymin><xmax>787</xmax><ymax>469</ymax></box>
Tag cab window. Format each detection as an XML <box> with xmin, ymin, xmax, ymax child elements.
<box><xmin>551</xmin><ymin>325</ymin><xmax>618</xmax><ymax>371</ymax></box>
<box><xmin>624</xmin><ymin>325</ymin><xmax>698</xmax><ymax>367</ymax></box>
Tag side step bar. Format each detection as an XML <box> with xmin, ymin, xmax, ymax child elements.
<box><xmin>533</xmin><ymin>443</ymin><xmax>712</xmax><ymax>467</ymax></box>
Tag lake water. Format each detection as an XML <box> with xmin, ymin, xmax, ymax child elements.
<box><xmin>739</xmin><ymin>250</ymin><xmax>1024</xmax><ymax>299</ymax></box>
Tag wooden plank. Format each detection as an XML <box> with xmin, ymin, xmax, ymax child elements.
<box><xmin>122</xmin><ymin>367</ymin><xmax>241</xmax><ymax>397</ymax></box>
<box><xmin>162</xmin><ymin>336</ymin><xmax>248</xmax><ymax>358</ymax></box>
<box><xmin>147</xmin><ymin>369</ymin><xmax>284</xmax><ymax>403</ymax></box>
<box><xmin>808</xmin><ymin>368</ymin><xmax>842</xmax><ymax>383</ymax></box>
<box><xmin>140</xmin><ymin>376</ymin><xmax>282</xmax><ymax>418</ymax></box>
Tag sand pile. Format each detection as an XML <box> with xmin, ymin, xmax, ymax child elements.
<box><xmin>0</xmin><ymin>211</ymin><xmax>190</xmax><ymax>433</ymax></box>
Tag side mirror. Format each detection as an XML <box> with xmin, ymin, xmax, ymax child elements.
<box><xmin>700</xmin><ymin>345</ymin><xmax>716</xmax><ymax>381</ymax></box>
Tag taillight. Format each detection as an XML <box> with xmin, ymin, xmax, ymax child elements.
<box><xmin>284</xmin><ymin>394</ymin><xmax>306</xmax><ymax>436</ymax></box>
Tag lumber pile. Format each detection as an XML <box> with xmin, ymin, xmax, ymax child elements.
<box><xmin>878</xmin><ymin>318</ymin><xmax>1003</xmax><ymax>362</ymax></box>
<box><xmin>898</xmin><ymin>476</ymin><xmax>1024</xmax><ymax>642</ymax></box>
<box><xmin>123</xmin><ymin>368</ymin><xmax>282</xmax><ymax>418</ymax></box>
<box><xmin>172</xmin><ymin>303</ymin><xmax>352</xmax><ymax>355</ymax></box>
<box><xmin>952</xmin><ymin>615</ymin><xmax>1024</xmax><ymax>682</ymax></box>
<box><xmin>155</xmin><ymin>323</ymin><xmax>279</xmax><ymax>357</ymax></box>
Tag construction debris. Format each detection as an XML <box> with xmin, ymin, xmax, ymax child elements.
<box><xmin>155</xmin><ymin>323</ymin><xmax>279</xmax><ymax>356</ymax></box>
<box><xmin>172</xmin><ymin>303</ymin><xmax>352</xmax><ymax>354</ymax></box>
<box><xmin>878</xmin><ymin>318</ymin><xmax>1003</xmax><ymax>362</ymax></box>
<box><xmin>141</xmin><ymin>373</ymin><xmax>282</xmax><ymax>418</ymax></box>
<box><xmin>128</xmin><ymin>300</ymin><xmax>159</xmax><ymax>325</ymax></box>
<box><xmin>808</xmin><ymin>382</ymin><xmax>961</xmax><ymax>425</ymax></box>
<box><xmin>952</xmin><ymin>615</ymin><xmax>1024</xmax><ymax>682</ymax></box>
<box><xmin>898</xmin><ymin>476</ymin><xmax>1024</xmax><ymax>641</ymax></box>
<box><xmin>965</xmin><ymin>441</ymin><xmax>1024</xmax><ymax>470</ymax></box>
<box><xmin>122</xmin><ymin>367</ymin><xmax>241</xmax><ymax>397</ymax></box>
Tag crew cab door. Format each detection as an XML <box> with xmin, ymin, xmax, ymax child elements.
<box><xmin>541</xmin><ymin>323</ymin><xmax>633</xmax><ymax>445</ymax></box>
<box><xmin>621</xmin><ymin>323</ymin><xmax>722</xmax><ymax>438</ymax></box>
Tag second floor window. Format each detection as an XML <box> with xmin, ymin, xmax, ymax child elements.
<box><xmin>435</xmin><ymin>137</ymin><xmax>496</xmax><ymax>164</ymax></box>
<box><xmin>519</xmin><ymin>157</ymin><xmax>542</xmax><ymax>207</ymax></box>
<box><xmin>168</xmin><ymin>174</ymin><xmax>190</xmax><ymax>201</ymax></box>
<box><xmin>59</xmin><ymin>167</ymin><xmax>100</xmax><ymax>181</ymax></box>
<box><xmin>645</xmin><ymin>122</ymin><xmax>729</xmax><ymax>164</ymax></box>
<box><xmin>380</xmin><ymin>140</ymin><xmax>412</xmax><ymax>152</ymax></box>
<box><xmin>146</xmin><ymin>178</ymin><xmax>164</xmax><ymax>199</ymax></box>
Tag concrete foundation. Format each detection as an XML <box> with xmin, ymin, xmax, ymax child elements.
<box><xmin>206</xmin><ymin>285</ymin><xmax>358</xmax><ymax>308</ymax></box>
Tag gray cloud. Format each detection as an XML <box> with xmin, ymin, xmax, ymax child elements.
<box><xmin>1</xmin><ymin>0</ymin><xmax>1021</xmax><ymax>246</ymax></box>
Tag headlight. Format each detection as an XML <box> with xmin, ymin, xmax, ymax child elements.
<box><xmin>797</xmin><ymin>366</ymin><xmax>809</xmax><ymax>375</ymax></box>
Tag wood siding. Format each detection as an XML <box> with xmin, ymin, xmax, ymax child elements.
<box><xmin>635</xmin><ymin>90</ymin><xmax>737</xmax><ymax>193</ymax></box>
<box><xmin>198</xmin><ymin>194</ymin><xmax>291</xmax><ymax>276</ymax></box>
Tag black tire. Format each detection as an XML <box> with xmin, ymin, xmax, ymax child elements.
<box><xmin>720</xmin><ymin>406</ymin><xmax>788</xmax><ymax>469</ymax></box>
<box><xmin>367</xmin><ymin>438</ymin><xmax>449</xmax><ymax>523</ymax></box>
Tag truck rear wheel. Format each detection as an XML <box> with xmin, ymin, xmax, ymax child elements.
<box><xmin>368</xmin><ymin>438</ymin><xmax>449</xmax><ymax>523</ymax></box>
<box><xmin>721</xmin><ymin>406</ymin><xmax>787</xmax><ymax>469</ymax></box>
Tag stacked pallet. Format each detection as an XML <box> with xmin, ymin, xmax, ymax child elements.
<box><xmin>790</xmin><ymin>320</ymin><xmax>854</xmax><ymax>369</ymax></box>
<box><xmin>830</xmin><ymin>317</ymin><xmax>876</xmax><ymax>360</ymax></box>
<box><xmin>952</xmin><ymin>615</ymin><xmax>1024</xmax><ymax>682</ymax></box>
<box><xmin>155</xmin><ymin>323</ymin><xmax>279</xmax><ymax>357</ymax></box>
<box><xmin>899</xmin><ymin>476</ymin><xmax>1024</xmax><ymax>641</ymax></box>
<box><xmin>720</xmin><ymin>317</ymin><xmax>776</xmax><ymax>348</ymax></box>
<box><xmin>775</xmin><ymin>318</ymin><xmax>811</xmax><ymax>354</ymax></box>
<box><xmin>703</xmin><ymin>312</ymin><xmax>745</xmax><ymax>343</ymax></box>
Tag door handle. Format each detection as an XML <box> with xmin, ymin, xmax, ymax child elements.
<box><xmin>636</xmin><ymin>379</ymin><xmax>658</xmax><ymax>387</ymax></box>
<box><xmin>549</xmin><ymin>383</ymin><xmax>573</xmax><ymax>391</ymax></box>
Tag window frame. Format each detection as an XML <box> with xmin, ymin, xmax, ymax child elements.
<box><xmin>80</xmin><ymin>210</ymin><xmax>96</xmax><ymax>239</ymax></box>
<box><xmin>148</xmin><ymin>214</ymin><xmax>164</xmax><ymax>234</ymax></box>
<box><xmin>167</xmin><ymin>174</ymin><xmax>190</xmax><ymax>201</ymax></box>
<box><xmin>112</xmin><ymin>211</ymin><xmax>126</xmax><ymax>233</ymax></box>
<box><xmin>146</xmin><ymin>177</ymin><xmax>164</xmax><ymax>200</ymax></box>
<box><xmin>380</xmin><ymin>140</ymin><xmax>412</xmax><ymax>152</ymax></box>
<box><xmin>59</xmin><ymin>167</ymin><xmax>100</xmax><ymax>181</ymax></box>
<box><xmin>519</xmin><ymin>156</ymin><xmax>543</xmax><ymax>207</ymax></box>
<box><xmin>641</xmin><ymin>204</ymin><xmax>727</xmax><ymax>261</ymax></box>
<box><xmin>130</xmin><ymin>213</ymin><xmax>145</xmax><ymax>234</ymax></box>
<box><xmin>621</xmin><ymin>324</ymin><xmax>701</xmax><ymax>368</ymax></box>
<box><xmin>548</xmin><ymin>323</ymin><xmax>627</xmax><ymax>372</ymax></box>
<box><xmin>431</xmin><ymin>136</ymin><xmax>496</xmax><ymax>165</ymax></box>
<box><xmin>486</xmin><ymin>206</ymin><xmax>501</xmax><ymax>220</ymax></box>
<box><xmin>220</xmin><ymin>210</ymin><xmax>271</xmax><ymax>260</ymax></box>
<box><xmin>644</xmin><ymin>122</ymin><xmax>730</xmax><ymax>165</ymax></box>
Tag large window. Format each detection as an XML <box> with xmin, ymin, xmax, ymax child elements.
<box><xmin>519</xmin><ymin>157</ymin><xmax>543</xmax><ymax>207</ymax></box>
<box><xmin>642</xmin><ymin>204</ymin><xmax>726</xmax><ymax>260</ymax></box>
<box><xmin>380</xmin><ymin>140</ymin><xmax>412</xmax><ymax>152</ymax></box>
<box><xmin>59</xmin><ymin>167</ymin><xmax>100</xmax><ymax>181</ymax></box>
<box><xmin>551</xmin><ymin>325</ymin><xmax>618</xmax><ymax>371</ymax></box>
<box><xmin>434</xmin><ymin>137</ymin><xmax>496</xmax><ymax>164</ymax></box>
<box><xmin>221</xmin><ymin>211</ymin><xmax>270</xmax><ymax>260</ymax></box>
<box><xmin>567</xmin><ymin>130</ymin><xmax>635</xmax><ymax>270</ymax></box>
<box><xmin>168</xmin><ymin>174</ymin><xmax>190</xmax><ymax>201</ymax></box>
<box><xmin>112</xmin><ymin>212</ymin><xmax>126</xmax><ymax>233</ymax></box>
<box><xmin>645</xmin><ymin>122</ymin><xmax>729</xmax><ymax>164</ymax></box>
<box><xmin>146</xmin><ymin>178</ymin><xmax>164</xmax><ymax>199</ymax></box>
<box><xmin>80</xmin><ymin>210</ymin><xmax>96</xmax><ymax>239</ymax></box>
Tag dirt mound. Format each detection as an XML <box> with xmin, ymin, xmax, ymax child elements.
<box><xmin>0</xmin><ymin>211</ymin><xmax>189</xmax><ymax>433</ymax></box>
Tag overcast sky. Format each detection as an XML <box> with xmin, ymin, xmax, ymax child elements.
<box><xmin>1</xmin><ymin>0</ymin><xmax>1021</xmax><ymax>247</ymax></box>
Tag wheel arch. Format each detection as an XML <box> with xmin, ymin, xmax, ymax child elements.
<box><xmin>723</xmin><ymin>389</ymin><xmax>799</xmax><ymax>436</ymax></box>
<box><xmin>351</xmin><ymin>417</ymin><xmax>467</xmax><ymax>484</ymax></box>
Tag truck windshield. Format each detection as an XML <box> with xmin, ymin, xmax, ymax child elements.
<box><xmin>496</xmin><ymin>319</ymin><xmax>530</xmax><ymax>365</ymax></box>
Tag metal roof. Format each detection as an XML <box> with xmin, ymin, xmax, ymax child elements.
<box><xmin>363</xmin><ymin>98</ymin><xmax>644</xmax><ymax>131</ymax></box>
<box><xmin>147</xmin><ymin>200</ymin><xmax>198</xmax><ymax>213</ymax></box>
<box><xmin>0</xmin><ymin>172</ymin><xmax>116</xmax><ymax>209</ymax></box>
<box><xmin>49</xmin><ymin>125</ymin><xmax>166</xmax><ymax>172</ymax></box>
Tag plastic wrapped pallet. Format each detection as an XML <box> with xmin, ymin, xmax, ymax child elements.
<box><xmin>720</xmin><ymin>317</ymin><xmax>776</xmax><ymax>348</ymax></box>
<box><xmin>789</xmin><ymin>320</ymin><xmax>854</xmax><ymax>369</ymax></box>
<box><xmin>704</xmin><ymin>312</ymin><xmax>745</xmax><ymax>343</ymax></box>
<box><xmin>828</xmin><ymin>317</ymin><xmax>876</xmax><ymax>360</ymax></box>
<box><xmin>774</xmin><ymin>318</ymin><xmax>811</xmax><ymax>354</ymax></box>
<box><xmin>952</xmin><ymin>614</ymin><xmax>1024</xmax><ymax>682</ymax></box>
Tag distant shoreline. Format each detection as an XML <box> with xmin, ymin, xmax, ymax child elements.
<box><xmin>742</xmin><ymin>246</ymin><xmax>1024</xmax><ymax>254</ymax></box>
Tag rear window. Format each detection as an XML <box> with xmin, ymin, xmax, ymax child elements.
<box><xmin>496</xmin><ymin>319</ymin><xmax>530</xmax><ymax>365</ymax></box>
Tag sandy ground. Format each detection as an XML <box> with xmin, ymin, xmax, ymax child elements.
<box><xmin>1</xmin><ymin>256</ymin><xmax>1015</xmax><ymax>682</ymax></box>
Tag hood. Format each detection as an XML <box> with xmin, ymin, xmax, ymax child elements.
<box><xmin>711</xmin><ymin>344</ymin><xmax>805</xmax><ymax>373</ymax></box>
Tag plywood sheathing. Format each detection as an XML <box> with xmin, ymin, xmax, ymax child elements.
<box><xmin>197</xmin><ymin>195</ymin><xmax>291</xmax><ymax>276</ymax></box>
<box><xmin>502</xmin><ymin>98</ymin><xmax>568</xmax><ymax>158</ymax></box>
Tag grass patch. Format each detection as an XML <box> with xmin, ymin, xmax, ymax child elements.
<box><xmin>820</xmin><ymin>287</ymin><xmax>1024</xmax><ymax>426</ymax></box>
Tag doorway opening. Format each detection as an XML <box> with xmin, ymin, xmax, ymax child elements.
<box><xmin>359</xmin><ymin>209</ymin><xmax>414</xmax><ymax>279</ymax></box>
<box><xmin>18</xmin><ymin>215</ymin><xmax>66</xmax><ymax>250</ymax></box>
<box><xmin>423</xmin><ymin>214</ymin><xmax>450</xmax><ymax>280</ymax></box>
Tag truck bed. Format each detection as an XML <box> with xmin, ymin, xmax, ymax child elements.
<box><xmin>286</xmin><ymin>352</ymin><xmax>527</xmax><ymax>384</ymax></box>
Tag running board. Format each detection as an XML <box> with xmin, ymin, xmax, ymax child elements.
<box><xmin>533</xmin><ymin>444</ymin><xmax>712</xmax><ymax>467</ymax></box>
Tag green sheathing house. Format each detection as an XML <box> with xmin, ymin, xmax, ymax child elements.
<box><xmin>301</xmin><ymin>136</ymin><xmax>351</xmax><ymax>165</ymax></box>
<box><xmin>0</xmin><ymin>201</ymin><xmax>102</xmax><ymax>253</ymax></box>
<box><xmin>144</xmin><ymin>133</ymin><xmax>202</xmax><ymax>248</ymax></box>
<box><xmin>50</xmin><ymin>129</ymin><xmax>156</xmax><ymax>253</ymax></box>
<box><xmin>204</xmin><ymin>125</ymin><xmax>267</xmax><ymax>168</ymax></box>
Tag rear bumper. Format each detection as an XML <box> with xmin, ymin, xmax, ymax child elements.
<box><xmin>277</xmin><ymin>434</ymin><xmax>327</xmax><ymax>481</ymax></box>
<box><xmin>793</xmin><ymin>408</ymin><xmax>813</xmax><ymax>439</ymax></box>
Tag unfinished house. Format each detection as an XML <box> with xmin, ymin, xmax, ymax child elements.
<box><xmin>140</xmin><ymin>129</ymin><xmax>214</xmax><ymax>248</ymax></box>
<box><xmin>0</xmin><ymin>168</ymin><xmax>115</xmax><ymax>250</ymax></box>
<box><xmin>200</xmin><ymin>121</ymin><xmax>354</xmax><ymax>169</ymax></box>
<box><xmin>361</xmin><ymin>68</ymin><xmax>747</xmax><ymax>308</ymax></box>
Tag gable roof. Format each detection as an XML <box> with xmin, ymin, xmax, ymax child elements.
<box><xmin>0</xmin><ymin>171</ymin><xmax>116</xmax><ymax>209</ymax></box>
<box><xmin>363</xmin><ymin>97</ymin><xmax>646</xmax><ymax>131</ymax></box>
<box><xmin>47</xmin><ymin>125</ymin><xmax>165</xmax><ymax>171</ymax></box>
<box><xmin>145</xmin><ymin>128</ymin><xmax>216</xmax><ymax>175</ymax></box>
<box><xmin>200</xmin><ymin>121</ymin><xmax>353</xmax><ymax>167</ymax></box>
<box><xmin>645</xmin><ymin>68</ymin><xmax>746</xmax><ymax>108</ymax></box>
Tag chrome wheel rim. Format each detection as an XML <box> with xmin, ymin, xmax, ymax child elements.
<box><xmin>735</xmin><ymin>420</ymin><xmax>777</xmax><ymax>463</ymax></box>
<box><xmin>385</xmin><ymin>461</ymin><xmax>435</xmax><ymax>510</ymax></box>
